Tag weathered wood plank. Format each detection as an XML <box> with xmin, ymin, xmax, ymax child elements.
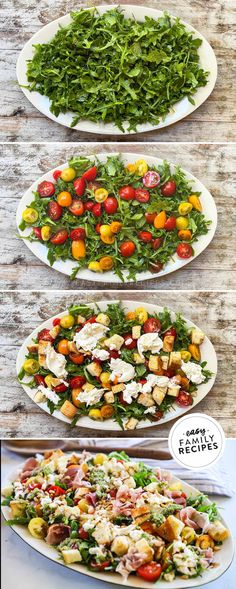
<box><xmin>0</xmin><ymin>290</ymin><xmax>235</xmax><ymax>438</ymax></box>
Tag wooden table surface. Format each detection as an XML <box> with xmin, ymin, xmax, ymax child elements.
<box><xmin>1</xmin><ymin>142</ymin><xmax>235</xmax><ymax>291</ymax></box>
<box><xmin>1</xmin><ymin>290</ymin><xmax>235</xmax><ymax>438</ymax></box>
<box><xmin>0</xmin><ymin>0</ymin><xmax>235</xmax><ymax>142</ymax></box>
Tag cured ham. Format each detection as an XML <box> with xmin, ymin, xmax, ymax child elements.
<box><xmin>46</xmin><ymin>523</ymin><xmax>71</xmax><ymax>545</ymax></box>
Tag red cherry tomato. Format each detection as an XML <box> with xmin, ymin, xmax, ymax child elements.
<box><xmin>119</xmin><ymin>241</ymin><xmax>136</xmax><ymax>257</ymax></box>
<box><xmin>37</xmin><ymin>329</ymin><xmax>54</xmax><ymax>342</ymax></box>
<box><xmin>95</xmin><ymin>223</ymin><xmax>101</xmax><ymax>234</ymax></box>
<box><xmin>139</xmin><ymin>379</ymin><xmax>147</xmax><ymax>385</ymax></box>
<box><xmin>176</xmin><ymin>243</ymin><xmax>193</xmax><ymax>259</ymax></box>
<box><xmin>152</xmin><ymin>238</ymin><xmax>163</xmax><ymax>250</ymax></box>
<box><xmin>109</xmin><ymin>350</ymin><xmax>120</xmax><ymax>359</ymax></box>
<box><xmin>69</xmin><ymin>353</ymin><xmax>84</xmax><ymax>365</ymax></box>
<box><xmin>73</xmin><ymin>178</ymin><xmax>85</xmax><ymax>196</ymax></box>
<box><xmin>137</xmin><ymin>562</ymin><xmax>162</xmax><ymax>582</ymax></box>
<box><xmin>164</xmin><ymin>216</ymin><xmax>176</xmax><ymax>231</ymax></box>
<box><xmin>164</xmin><ymin>327</ymin><xmax>177</xmax><ymax>338</ymax></box>
<box><xmin>47</xmin><ymin>201</ymin><xmax>63</xmax><ymax>221</ymax></box>
<box><xmin>90</xmin><ymin>561</ymin><xmax>111</xmax><ymax>571</ymax></box>
<box><xmin>149</xmin><ymin>261</ymin><xmax>164</xmax><ymax>273</ymax></box>
<box><xmin>38</xmin><ymin>181</ymin><xmax>55</xmax><ymax>198</ymax></box>
<box><xmin>84</xmin><ymin>316</ymin><xmax>97</xmax><ymax>324</ymax></box>
<box><xmin>138</xmin><ymin>230</ymin><xmax>153</xmax><ymax>242</ymax></box>
<box><xmin>69</xmin><ymin>200</ymin><xmax>84</xmax><ymax>216</ymax></box>
<box><xmin>47</xmin><ymin>485</ymin><xmax>66</xmax><ymax>496</ymax></box>
<box><xmin>34</xmin><ymin>374</ymin><xmax>45</xmax><ymax>386</ymax></box>
<box><xmin>84</xmin><ymin>201</ymin><xmax>95</xmax><ymax>211</ymax></box>
<box><xmin>87</xmin><ymin>181</ymin><xmax>101</xmax><ymax>192</ymax></box>
<box><xmin>176</xmin><ymin>390</ymin><xmax>193</xmax><ymax>407</ymax></box>
<box><xmin>53</xmin><ymin>318</ymin><xmax>61</xmax><ymax>326</ymax></box>
<box><xmin>103</xmin><ymin>196</ymin><xmax>118</xmax><ymax>214</ymax></box>
<box><xmin>78</xmin><ymin>528</ymin><xmax>89</xmax><ymax>540</ymax></box>
<box><xmin>161</xmin><ymin>180</ymin><xmax>177</xmax><ymax>196</ymax></box>
<box><xmin>152</xmin><ymin>410</ymin><xmax>164</xmax><ymax>421</ymax></box>
<box><xmin>33</xmin><ymin>227</ymin><xmax>42</xmax><ymax>240</ymax></box>
<box><xmin>82</xmin><ymin>166</ymin><xmax>97</xmax><ymax>182</ymax></box>
<box><xmin>145</xmin><ymin>212</ymin><xmax>156</xmax><ymax>225</ymax></box>
<box><xmin>123</xmin><ymin>334</ymin><xmax>137</xmax><ymax>349</ymax></box>
<box><xmin>69</xmin><ymin>376</ymin><xmax>86</xmax><ymax>388</ymax></box>
<box><xmin>118</xmin><ymin>185</ymin><xmax>135</xmax><ymax>201</ymax></box>
<box><xmin>118</xmin><ymin>392</ymin><xmax>128</xmax><ymax>406</ymax></box>
<box><xmin>143</xmin><ymin>171</ymin><xmax>160</xmax><ymax>189</ymax></box>
<box><xmin>53</xmin><ymin>170</ymin><xmax>62</xmax><ymax>181</ymax></box>
<box><xmin>143</xmin><ymin>318</ymin><xmax>162</xmax><ymax>333</ymax></box>
<box><xmin>53</xmin><ymin>383</ymin><xmax>68</xmax><ymax>393</ymax></box>
<box><xmin>50</xmin><ymin>229</ymin><xmax>68</xmax><ymax>245</ymax></box>
<box><xmin>28</xmin><ymin>483</ymin><xmax>42</xmax><ymax>491</ymax></box>
<box><xmin>135</xmin><ymin>188</ymin><xmax>150</xmax><ymax>203</ymax></box>
<box><xmin>70</xmin><ymin>227</ymin><xmax>86</xmax><ymax>240</ymax></box>
<box><xmin>92</xmin><ymin>203</ymin><xmax>102</xmax><ymax>217</ymax></box>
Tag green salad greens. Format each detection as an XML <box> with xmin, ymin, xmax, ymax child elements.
<box><xmin>25</xmin><ymin>7</ymin><xmax>208</xmax><ymax>131</ymax></box>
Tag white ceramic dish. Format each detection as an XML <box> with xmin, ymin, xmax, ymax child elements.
<box><xmin>16</xmin><ymin>5</ymin><xmax>217</xmax><ymax>135</ymax></box>
<box><xmin>2</xmin><ymin>458</ymin><xmax>233</xmax><ymax>588</ymax></box>
<box><xmin>16</xmin><ymin>153</ymin><xmax>217</xmax><ymax>283</ymax></box>
<box><xmin>16</xmin><ymin>299</ymin><xmax>217</xmax><ymax>431</ymax></box>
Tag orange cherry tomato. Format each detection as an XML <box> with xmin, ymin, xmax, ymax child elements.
<box><xmin>57</xmin><ymin>339</ymin><xmax>70</xmax><ymax>355</ymax></box>
<box><xmin>154</xmin><ymin>211</ymin><xmax>167</xmax><ymax>229</ymax></box>
<box><xmin>57</xmin><ymin>191</ymin><xmax>73</xmax><ymax>207</ymax></box>
<box><xmin>72</xmin><ymin>240</ymin><xmax>86</xmax><ymax>259</ymax></box>
<box><xmin>69</xmin><ymin>353</ymin><xmax>84</xmax><ymax>365</ymax></box>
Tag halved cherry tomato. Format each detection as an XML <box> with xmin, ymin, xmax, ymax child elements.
<box><xmin>84</xmin><ymin>201</ymin><xmax>95</xmax><ymax>211</ymax></box>
<box><xmin>164</xmin><ymin>216</ymin><xmax>176</xmax><ymax>231</ymax></box>
<box><xmin>73</xmin><ymin>178</ymin><xmax>85</xmax><ymax>196</ymax></box>
<box><xmin>37</xmin><ymin>329</ymin><xmax>54</xmax><ymax>342</ymax></box>
<box><xmin>152</xmin><ymin>237</ymin><xmax>163</xmax><ymax>250</ymax></box>
<box><xmin>69</xmin><ymin>353</ymin><xmax>84</xmax><ymax>365</ymax></box>
<box><xmin>53</xmin><ymin>318</ymin><xmax>61</xmax><ymax>326</ymax></box>
<box><xmin>90</xmin><ymin>561</ymin><xmax>111</xmax><ymax>571</ymax></box>
<box><xmin>123</xmin><ymin>334</ymin><xmax>137</xmax><ymax>349</ymax></box>
<box><xmin>95</xmin><ymin>223</ymin><xmax>101</xmax><ymax>234</ymax></box>
<box><xmin>78</xmin><ymin>528</ymin><xmax>89</xmax><ymax>540</ymax></box>
<box><xmin>70</xmin><ymin>228</ymin><xmax>86</xmax><ymax>240</ymax></box>
<box><xmin>145</xmin><ymin>212</ymin><xmax>156</xmax><ymax>224</ymax></box>
<box><xmin>143</xmin><ymin>171</ymin><xmax>160</xmax><ymax>188</ymax></box>
<box><xmin>118</xmin><ymin>185</ymin><xmax>135</xmax><ymax>200</ymax></box>
<box><xmin>163</xmin><ymin>327</ymin><xmax>177</xmax><ymax>338</ymax></box>
<box><xmin>70</xmin><ymin>376</ymin><xmax>86</xmax><ymax>389</ymax></box>
<box><xmin>143</xmin><ymin>318</ymin><xmax>161</xmax><ymax>333</ymax></box>
<box><xmin>138</xmin><ymin>231</ymin><xmax>152</xmax><ymax>242</ymax></box>
<box><xmin>92</xmin><ymin>203</ymin><xmax>102</xmax><ymax>217</ymax></box>
<box><xmin>34</xmin><ymin>374</ymin><xmax>45</xmax><ymax>386</ymax></box>
<box><xmin>176</xmin><ymin>243</ymin><xmax>193</xmax><ymax>259</ymax></box>
<box><xmin>119</xmin><ymin>241</ymin><xmax>136</xmax><ymax>257</ymax></box>
<box><xmin>139</xmin><ymin>379</ymin><xmax>147</xmax><ymax>385</ymax></box>
<box><xmin>53</xmin><ymin>170</ymin><xmax>62</xmax><ymax>181</ymax></box>
<box><xmin>53</xmin><ymin>383</ymin><xmax>68</xmax><ymax>393</ymax></box>
<box><xmin>85</xmin><ymin>316</ymin><xmax>97</xmax><ymax>324</ymax></box>
<box><xmin>87</xmin><ymin>181</ymin><xmax>101</xmax><ymax>192</ymax></box>
<box><xmin>135</xmin><ymin>188</ymin><xmax>150</xmax><ymax>203</ymax></box>
<box><xmin>118</xmin><ymin>392</ymin><xmax>128</xmax><ymax>406</ymax></box>
<box><xmin>151</xmin><ymin>410</ymin><xmax>163</xmax><ymax>421</ymax></box>
<box><xmin>50</xmin><ymin>229</ymin><xmax>68</xmax><ymax>245</ymax></box>
<box><xmin>109</xmin><ymin>350</ymin><xmax>119</xmax><ymax>359</ymax></box>
<box><xmin>103</xmin><ymin>196</ymin><xmax>118</xmax><ymax>214</ymax></box>
<box><xmin>161</xmin><ymin>180</ymin><xmax>177</xmax><ymax>196</ymax></box>
<box><xmin>47</xmin><ymin>485</ymin><xmax>66</xmax><ymax>496</ymax></box>
<box><xmin>38</xmin><ymin>181</ymin><xmax>55</xmax><ymax>198</ymax></box>
<box><xmin>33</xmin><ymin>227</ymin><xmax>42</xmax><ymax>240</ymax></box>
<box><xmin>137</xmin><ymin>562</ymin><xmax>162</xmax><ymax>582</ymax></box>
<box><xmin>48</xmin><ymin>201</ymin><xmax>63</xmax><ymax>221</ymax></box>
<box><xmin>69</xmin><ymin>200</ymin><xmax>84</xmax><ymax>216</ymax></box>
<box><xmin>82</xmin><ymin>166</ymin><xmax>97</xmax><ymax>182</ymax></box>
<box><xmin>176</xmin><ymin>390</ymin><xmax>193</xmax><ymax>407</ymax></box>
<box><xmin>149</xmin><ymin>261</ymin><xmax>163</xmax><ymax>273</ymax></box>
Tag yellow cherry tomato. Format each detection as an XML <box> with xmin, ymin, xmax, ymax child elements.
<box><xmin>28</xmin><ymin>517</ymin><xmax>48</xmax><ymax>539</ymax></box>
<box><xmin>110</xmin><ymin>221</ymin><xmax>122</xmax><ymax>234</ymax></box>
<box><xmin>180</xmin><ymin>350</ymin><xmax>192</xmax><ymax>362</ymax></box>
<box><xmin>93</xmin><ymin>453</ymin><xmax>108</xmax><ymax>465</ymax></box>
<box><xmin>100</xmin><ymin>405</ymin><xmax>114</xmax><ymax>419</ymax></box>
<box><xmin>22</xmin><ymin>208</ymin><xmax>39</xmax><ymax>224</ymax></box>
<box><xmin>196</xmin><ymin>535</ymin><xmax>214</xmax><ymax>550</ymax></box>
<box><xmin>57</xmin><ymin>339</ymin><xmax>70</xmax><ymax>355</ymax></box>
<box><xmin>60</xmin><ymin>314</ymin><xmax>75</xmax><ymax>329</ymax></box>
<box><xmin>60</xmin><ymin>168</ymin><xmax>76</xmax><ymax>182</ymax></box>
<box><xmin>77</xmin><ymin>498</ymin><xmax>89</xmax><ymax>512</ymax></box>
<box><xmin>125</xmin><ymin>163</ymin><xmax>137</xmax><ymax>174</ymax></box>
<box><xmin>188</xmin><ymin>343</ymin><xmax>201</xmax><ymax>361</ymax></box>
<box><xmin>178</xmin><ymin>229</ymin><xmax>192</xmax><ymax>241</ymax></box>
<box><xmin>41</xmin><ymin>226</ymin><xmax>52</xmax><ymax>241</ymax></box>
<box><xmin>72</xmin><ymin>239</ymin><xmax>86</xmax><ymax>259</ymax></box>
<box><xmin>88</xmin><ymin>261</ymin><xmax>102</xmax><ymax>273</ymax></box>
<box><xmin>154</xmin><ymin>210</ymin><xmax>167</xmax><ymax>229</ymax></box>
<box><xmin>99</xmin><ymin>256</ymin><xmax>114</xmax><ymax>271</ymax></box>
<box><xmin>135</xmin><ymin>159</ymin><xmax>148</xmax><ymax>176</ymax></box>
<box><xmin>125</xmin><ymin>311</ymin><xmax>135</xmax><ymax>321</ymax></box>
<box><xmin>57</xmin><ymin>191</ymin><xmax>72</xmax><ymax>207</ymax></box>
<box><xmin>181</xmin><ymin>526</ymin><xmax>196</xmax><ymax>544</ymax></box>
<box><xmin>100</xmin><ymin>225</ymin><xmax>115</xmax><ymax>244</ymax></box>
<box><xmin>23</xmin><ymin>359</ymin><xmax>40</xmax><ymax>375</ymax></box>
<box><xmin>88</xmin><ymin>408</ymin><xmax>102</xmax><ymax>420</ymax></box>
<box><xmin>135</xmin><ymin>307</ymin><xmax>148</xmax><ymax>324</ymax></box>
<box><xmin>94</xmin><ymin>188</ymin><xmax>109</xmax><ymax>203</ymax></box>
<box><xmin>178</xmin><ymin>202</ymin><xmax>193</xmax><ymax>216</ymax></box>
<box><xmin>188</xmin><ymin>194</ymin><xmax>202</xmax><ymax>212</ymax></box>
<box><xmin>100</xmin><ymin>372</ymin><xmax>111</xmax><ymax>386</ymax></box>
<box><xmin>176</xmin><ymin>216</ymin><xmax>189</xmax><ymax>230</ymax></box>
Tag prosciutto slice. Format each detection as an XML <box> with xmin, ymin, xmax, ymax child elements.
<box><xmin>62</xmin><ymin>466</ymin><xmax>90</xmax><ymax>489</ymax></box>
<box><xmin>164</xmin><ymin>489</ymin><xmax>187</xmax><ymax>506</ymax></box>
<box><xmin>113</xmin><ymin>485</ymin><xmax>143</xmax><ymax>516</ymax></box>
<box><xmin>46</xmin><ymin>524</ymin><xmax>71</xmax><ymax>545</ymax></box>
<box><xmin>179</xmin><ymin>507</ymin><xmax>210</xmax><ymax>532</ymax></box>
<box><xmin>116</xmin><ymin>547</ymin><xmax>148</xmax><ymax>580</ymax></box>
<box><xmin>20</xmin><ymin>457</ymin><xmax>38</xmax><ymax>481</ymax></box>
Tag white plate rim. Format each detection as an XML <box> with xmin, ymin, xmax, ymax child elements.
<box><xmin>16</xmin><ymin>4</ymin><xmax>218</xmax><ymax>135</ymax></box>
<box><xmin>16</xmin><ymin>152</ymin><xmax>218</xmax><ymax>284</ymax></box>
<box><xmin>16</xmin><ymin>299</ymin><xmax>217</xmax><ymax>431</ymax></box>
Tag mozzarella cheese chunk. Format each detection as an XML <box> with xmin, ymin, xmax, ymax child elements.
<box><xmin>137</xmin><ymin>333</ymin><xmax>163</xmax><ymax>359</ymax></box>
<box><xmin>123</xmin><ymin>381</ymin><xmax>142</xmax><ymax>404</ymax></box>
<box><xmin>142</xmin><ymin>374</ymin><xmax>169</xmax><ymax>393</ymax></box>
<box><xmin>92</xmin><ymin>348</ymin><xmax>110</xmax><ymax>361</ymax></box>
<box><xmin>76</xmin><ymin>387</ymin><xmax>105</xmax><ymax>406</ymax></box>
<box><xmin>181</xmin><ymin>361</ymin><xmax>205</xmax><ymax>384</ymax></box>
<box><xmin>73</xmin><ymin>322</ymin><xmax>109</xmax><ymax>351</ymax></box>
<box><xmin>45</xmin><ymin>345</ymin><xmax>68</xmax><ymax>378</ymax></box>
<box><xmin>110</xmin><ymin>358</ymin><xmax>135</xmax><ymax>383</ymax></box>
<box><xmin>37</xmin><ymin>385</ymin><xmax>59</xmax><ymax>404</ymax></box>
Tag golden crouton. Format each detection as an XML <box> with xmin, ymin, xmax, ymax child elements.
<box><xmin>169</xmin><ymin>351</ymin><xmax>182</xmax><ymax>368</ymax></box>
<box><xmin>49</xmin><ymin>324</ymin><xmax>60</xmax><ymax>339</ymax></box>
<box><xmin>161</xmin><ymin>355</ymin><xmax>169</xmax><ymax>370</ymax></box>
<box><xmin>148</xmin><ymin>355</ymin><xmax>162</xmax><ymax>372</ymax></box>
<box><xmin>104</xmin><ymin>391</ymin><xmax>115</xmax><ymax>404</ymax></box>
<box><xmin>208</xmin><ymin>520</ymin><xmax>229</xmax><ymax>542</ymax></box>
<box><xmin>60</xmin><ymin>400</ymin><xmax>77</xmax><ymax>419</ymax></box>
<box><xmin>132</xmin><ymin>325</ymin><xmax>141</xmax><ymax>340</ymax></box>
<box><xmin>27</xmin><ymin>344</ymin><xmax>39</xmax><ymax>354</ymax></box>
<box><xmin>138</xmin><ymin>393</ymin><xmax>155</xmax><ymax>407</ymax></box>
<box><xmin>135</xmin><ymin>539</ymin><xmax>154</xmax><ymax>563</ymax></box>
<box><xmin>167</xmin><ymin>385</ymin><xmax>180</xmax><ymax>397</ymax></box>
<box><xmin>163</xmin><ymin>335</ymin><xmax>175</xmax><ymax>352</ymax></box>
<box><xmin>152</xmin><ymin>385</ymin><xmax>167</xmax><ymax>405</ymax></box>
<box><xmin>156</xmin><ymin>515</ymin><xmax>185</xmax><ymax>541</ymax></box>
<box><xmin>104</xmin><ymin>334</ymin><xmax>124</xmax><ymax>350</ymax></box>
<box><xmin>86</xmin><ymin>361</ymin><xmax>102</xmax><ymax>377</ymax></box>
<box><xmin>82</xmin><ymin>382</ymin><xmax>96</xmax><ymax>392</ymax></box>
<box><xmin>111</xmin><ymin>383</ymin><xmax>125</xmax><ymax>393</ymax></box>
<box><xmin>133</xmin><ymin>352</ymin><xmax>145</xmax><ymax>364</ymax></box>
<box><xmin>191</xmin><ymin>327</ymin><xmax>205</xmax><ymax>345</ymax></box>
<box><xmin>124</xmin><ymin>417</ymin><xmax>138</xmax><ymax>430</ymax></box>
<box><xmin>96</xmin><ymin>313</ymin><xmax>110</xmax><ymax>326</ymax></box>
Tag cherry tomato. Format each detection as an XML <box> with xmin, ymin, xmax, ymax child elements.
<box><xmin>82</xmin><ymin>166</ymin><xmax>97</xmax><ymax>182</ymax></box>
<box><xmin>47</xmin><ymin>201</ymin><xmax>63</xmax><ymax>221</ymax></box>
<box><xmin>118</xmin><ymin>185</ymin><xmax>135</xmax><ymax>201</ymax></box>
<box><xmin>103</xmin><ymin>196</ymin><xmax>118</xmax><ymax>214</ymax></box>
<box><xmin>164</xmin><ymin>216</ymin><xmax>176</xmax><ymax>231</ymax></box>
<box><xmin>69</xmin><ymin>376</ymin><xmax>86</xmax><ymax>389</ymax></box>
<box><xmin>123</xmin><ymin>334</ymin><xmax>137</xmax><ymax>349</ymax></box>
<box><xmin>152</xmin><ymin>237</ymin><xmax>163</xmax><ymax>250</ymax></box>
<box><xmin>109</xmin><ymin>350</ymin><xmax>120</xmax><ymax>359</ymax></box>
<box><xmin>176</xmin><ymin>390</ymin><xmax>193</xmax><ymax>407</ymax></box>
<box><xmin>37</xmin><ymin>329</ymin><xmax>54</xmax><ymax>342</ymax></box>
<box><xmin>57</xmin><ymin>191</ymin><xmax>72</xmax><ymax>207</ymax></box>
<box><xmin>53</xmin><ymin>318</ymin><xmax>61</xmax><ymax>326</ymax></box>
<box><xmin>84</xmin><ymin>201</ymin><xmax>95</xmax><ymax>211</ymax></box>
<box><xmin>78</xmin><ymin>528</ymin><xmax>89</xmax><ymax>540</ymax></box>
<box><xmin>53</xmin><ymin>170</ymin><xmax>62</xmax><ymax>181</ymax></box>
<box><xmin>53</xmin><ymin>383</ymin><xmax>68</xmax><ymax>393</ymax></box>
<box><xmin>143</xmin><ymin>318</ymin><xmax>161</xmax><ymax>333</ymax></box>
<box><xmin>143</xmin><ymin>171</ymin><xmax>160</xmax><ymax>189</ymax></box>
<box><xmin>119</xmin><ymin>241</ymin><xmax>136</xmax><ymax>257</ymax></box>
<box><xmin>34</xmin><ymin>374</ymin><xmax>45</xmax><ymax>386</ymax></box>
<box><xmin>92</xmin><ymin>203</ymin><xmax>102</xmax><ymax>217</ymax></box>
<box><xmin>95</xmin><ymin>223</ymin><xmax>101</xmax><ymax>234</ymax></box>
<box><xmin>163</xmin><ymin>327</ymin><xmax>177</xmax><ymax>338</ymax></box>
<box><xmin>38</xmin><ymin>181</ymin><xmax>55</xmax><ymax>198</ymax></box>
<box><xmin>28</xmin><ymin>483</ymin><xmax>42</xmax><ymax>491</ymax></box>
<box><xmin>47</xmin><ymin>485</ymin><xmax>66</xmax><ymax>496</ymax></box>
<box><xmin>118</xmin><ymin>392</ymin><xmax>128</xmax><ymax>406</ymax></box>
<box><xmin>139</xmin><ymin>379</ymin><xmax>147</xmax><ymax>385</ymax></box>
<box><xmin>73</xmin><ymin>178</ymin><xmax>85</xmax><ymax>196</ymax></box>
<box><xmin>87</xmin><ymin>181</ymin><xmax>101</xmax><ymax>192</ymax></box>
<box><xmin>70</xmin><ymin>228</ymin><xmax>86</xmax><ymax>240</ymax></box>
<box><xmin>176</xmin><ymin>243</ymin><xmax>193</xmax><ymax>259</ymax></box>
<box><xmin>85</xmin><ymin>316</ymin><xmax>97</xmax><ymax>324</ymax></box>
<box><xmin>109</xmin><ymin>488</ymin><xmax>117</xmax><ymax>498</ymax></box>
<box><xmin>90</xmin><ymin>561</ymin><xmax>111</xmax><ymax>571</ymax></box>
<box><xmin>135</xmin><ymin>188</ymin><xmax>150</xmax><ymax>203</ymax></box>
<box><xmin>50</xmin><ymin>229</ymin><xmax>68</xmax><ymax>245</ymax></box>
<box><xmin>152</xmin><ymin>410</ymin><xmax>164</xmax><ymax>421</ymax></box>
<box><xmin>33</xmin><ymin>227</ymin><xmax>42</xmax><ymax>240</ymax></box>
<box><xmin>149</xmin><ymin>261</ymin><xmax>164</xmax><ymax>273</ymax></box>
<box><xmin>145</xmin><ymin>212</ymin><xmax>156</xmax><ymax>224</ymax></box>
<box><xmin>161</xmin><ymin>180</ymin><xmax>177</xmax><ymax>196</ymax></box>
<box><xmin>69</xmin><ymin>200</ymin><xmax>84</xmax><ymax>216</ymax></box>
<box><xmin>138</xmin><ymin>230</ymin><xmax>153</xmax><ymax>242</ymax></box>
<box><xmin>137</xmin><ymin>562</ymin><xmax>162</xmax><ymax>582</ymax></box>
<box><xmin>69</xmin><ymin>353</ymin><xmax>84</xmax><ymax>365</ymax></box>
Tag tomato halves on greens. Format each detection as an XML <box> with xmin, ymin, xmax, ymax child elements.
<box><xmin>176</xmin><ymin>390</ymin><xmax>193</xmax><ymax>407</ymax></box>
<box><xmin>34</xmin><ymin>374</ymin><xmax>45</xmax><ymax>386</ymax></box>
<box><xmin>47</xmin><ymin>201</ymin><xmax>63</xmax><ymax>221</ymax></box>
<box><xmin>143</xmin><ymin>317</ymin><xmax>162</xmax><ymax>333</ymax></box>
<box><xmin>176</xmin><ymin>243</ymin><xmax>193</xmax><ymax>258</ymax></box>
<box><xmin>37</xmin><ymin>329</ymin><xmax>54</xmax><ymax>342</ymax></box>
<box><xmin>149</xmin><ymin>261</ymin><xmax>164</xmax><ymax>273</ymax></box>
<box><xmin>119</xmin><ymin>241</ymin><xmax>136</xmax><ymax>257</ymax></box>
<box><xmin>69</xmin><ymin>200</ymin><xmax>84</xmax><ymax>216</ymax></box>
<box><xmin>152</xmin><ymin>237</ymin><xmax>163</xmax><ymax>250</ymax></box>
<box><xmin>119</xmin><ymin>185</ymin><xmax>135</xmax><ymax>200</ymax></box>
<box><xmin>164</xmin><ymin>216</ymin><xmax>176</xmax><ymax>231</ymax></box>
<box><xmin>53</xmin><ymin>170</ymin><xmax>62</xmax><ymax>181</ymax></box>
<box><xmin>123</xmin><ymin>334</ymin><xmax>137</xmax><ymax>349</ymax></box>
<box><xmin>33</xmin><ymin>227</ymin><xmax>42</xmax><ymax>240</ymax></box>
<box><xmin>137</xmin><ymin>562</ymin><xmax>162</xmax><ymax>582</ymax></box>
<box><xmin>50</xmin><ymin>230</ymin><xmax>68</xmax><ymax>245</ymax></box>
<box><xmin>73</xmin><ymin>178</ymin><xmax>85</xmax><ymax>196</ymax></box>
<box><xmin>38</xmin><ymin>181</ymin><xmax>55</xmax><ymax>198</ymax></box>
<box><xmin>135</xmin><ymin>188</ymin><xmax>150</xmax><ymax>203</ymax></box>
<box><xmin>47</xmin><ymin>485</ymin><xmax>66</xmax><ymax>496</ymax></box>
<box><xmin>92</xmin><ymin>203</ymin><xmax>102</xmax><ymax>217</ymax></box>
<box><xmin>145</xmin><ymin>212</ymin><xmax>156</xmax><ymax>224</ymax></box>
<box><xmin>138</xmin><ymin>231</ymin><xmax>153</xmax><ymax>242</ymax></box>
<box><xmin>69</xmin><ymin>376</ymin><xmax>86</xmax><ymax>388</ymax></box>
<box><xmin>82</xmin><ymin>166</ymin><xmax>97</xmax><ymax>182</ymax></box>
<box><xmin>70</xmin><ymin>228</ymin><xmax>86</xmax><ymax>240</ymax></box>
<box><xmin>161</xmin><ymin>180</ymin><xmax>177</xmax><ymax>196</ymax></box>
<box><xmin>143</xmin><ymin>171</ymin><xmax>160</xmax><ymax>188</ymax></box>
<box><xmin>103</xmin><ymin>196</ymin><xmax>118</xmax><ymax>214</ymax></box>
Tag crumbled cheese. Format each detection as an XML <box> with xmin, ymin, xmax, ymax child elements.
<box><xmin>45</xmin><ymin>345</ymin><xmax>68</xmax><ymax>378</ymax></box>
<box><xmin>110</xmin><ymin>358</ymin><xmax>135</xmax><ymax>383</ymax></box>
<box><xmin>123</xmin><ymin>381</ymin><xmax>142</xmax><ymax>404</ymax></box>
<box><xmin>137</xmin><ymin>333</ymin><xmax>163</xmax><ymax>359</ymax></box>
<box><xmin>89</xmin><ymin>546</ymin><xmax>106</xmax><ymax>558</ymax></box>
<box><xmin>73</xmin><ymin>323</ymin><xmax>109</xmax><ymax>352</ymax></box>
<box><xmin>172</xmin><ymin>541</ymin><xmax>199</xmax><ymax>576</ymax></box>
<box><xmin>37</xmin><ymin>385</ymin><xmax>59</xmax><ymax>404</ymax></box>
<box><xmin>181</xmin><ymin>361</ymin><xmax>205</xmax><ymax>384</ymax></box>
<box><xmin>144</xmin><ymin>406</ymin><xmax>156</xmax><ymax>415</ymax></box>
<box><xmin>92</xmin><ymin>348</ymin><xmax>110</xmax><ymax>361</ymax></box>
<box><xmin>76</xmin><ymin>387</ymin><xmax>105</xmax><ymax>406</ymax></box>
<box><xmin>142</xmin><ymin>374</ymin><xmax>169</xmax><ymax>393</ymax></box>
